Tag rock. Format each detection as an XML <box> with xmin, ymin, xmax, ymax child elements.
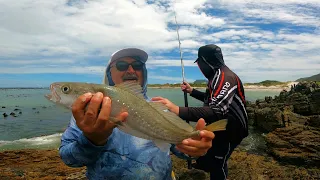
<box><xmin>257</xmin><ymin>102</ymin><xmax>270</xmax><ymax>109</ymax></box>
<box><xmin>254</xmin><ymin>107</ymin><xmax>284</xmax><ymax>132</ymax></box>
<box><xmin>306</xmin><ymin>115</ymin><xmax>320</xmax><ymax>128</ymax></box>
<box><xmin>246</xmin><ymin>107</ymin><xmax>255</xmax><ymax>113</ymax></box>
<box><xmin>284</xmin><ymin>110</ymin><xmax>309</xmax><ymax>126</ymax></box>
<box><xmin>228</xmin><ymin>150</ymin><xmax>319</xmax><ymax>180</ymax></box>
<box><xmin>265</xmin><ymin>125</ymin><xmax>320</xmax><ymax>167</ymax></box>
<box><xmin>286</xmin><ymin>93</ymin><xmax>311</xmax><ymax>115</ymax></box>
<box><xmin>13</xmin><ymin>108</ymin><xmax>20</xmax><ymax>111</ymax></box>
<box><xmin>294</xmin><ymin>82</ymin><xmax>313</xmax><ymax>95</ymax></box>
<box><xmin>0</xmin><ymin>149</ymin><xmax>318</xmax><ymax>179</ymax></box>
<box><xmin>247</xmin><ymin>113</ymin><xmax>255</xmax><ymax>126</ymax></box>
<box><xmin>265</xmin><ymin>96</ymin><xmax>273</xmax><ymax>103</ymax></box>
<box><xmin>0</xmin><ymin>149</ymin><xmax>86</xmax><ymax>179</ymax></box>
<box><xmin>309</xmin><ymin>90</ymin><xmax>320</xmax><ymax>115</ymax></box>
<box><xmin>245</xmin><ymin>107</ymin><xmax>256</xmax><ymax>126</ymax></box>
<box><xmin>255</xmin><ymin>99</ymin><xmax>264</xmax><ymax>105</ymax></box>
<box><xmin>2</xmin><ymin>113</ymin><xmax>8</xmax><ymax>118</ymax></box>
<box><xmin>1</xmin><ymin>106</ymin><xmax>5</xmax><ymax>108</ymax></box>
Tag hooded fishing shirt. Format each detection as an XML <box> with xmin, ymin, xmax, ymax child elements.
<box><xmin>179</xmin><ymin>44</ymin><xmax>249</xmax><ymax>142</ymax></box>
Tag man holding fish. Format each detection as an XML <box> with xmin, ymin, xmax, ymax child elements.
<box><xmin>51</xmin><ymin>48</ymin><xmax>219</xmax><ymax>180</ymax></box>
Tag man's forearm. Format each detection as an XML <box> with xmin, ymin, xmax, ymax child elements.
<box><xmin>178</xmin><ymin>106</ymin><xmax>224</xmax><ymax>123</ymax></box>
<box><xmin>190</xmin><ymin>89</ymin><xmax>205</xmax><ymax>102</ymax></box>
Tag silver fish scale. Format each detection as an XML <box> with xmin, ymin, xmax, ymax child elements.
<box><xmin>109</xmin><ymin>87</ymin><xmax>193</xmax><ymax>143</ymax></box>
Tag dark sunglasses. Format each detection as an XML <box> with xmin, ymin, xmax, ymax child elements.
<box><xmin>111</xmin><ymin>61</ymin><xmax>144</xmax><ymax>71</ymax></box>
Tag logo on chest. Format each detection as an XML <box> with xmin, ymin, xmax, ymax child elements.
<box><xmin>211</xmin><ymin>82</ymin><xmax>230</xmax><ymax>101</ymax></box>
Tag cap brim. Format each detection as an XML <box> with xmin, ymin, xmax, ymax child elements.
<box><xmin>194</xmin><ymin>57</ymin><xmax>201</xmax><ymax>63</ymax></box>
<box><xmin>110</xmin><ymin>48</ymin><xmax>148</xmax><ymax>64</ymax></box>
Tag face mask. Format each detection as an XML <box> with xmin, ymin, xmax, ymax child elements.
<box><xmin>197</xmin><ymin>58</ymin><xmax>214</xmax><ymax>79</ymax></box>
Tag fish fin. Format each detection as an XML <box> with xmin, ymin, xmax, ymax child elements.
<box><xmin>115</xmin><ymin>81</ymin><xmax>144</xmax><ymax>99</ymax></box>
<box><xmin>153</xmin><ymin>140</ymin><xmax>171</xmax><ymax>152</ymax></box>
<box><xmin>204</xmin><ymin>119</ymin><xmax>228</xmax><ymax>132</ymax></box>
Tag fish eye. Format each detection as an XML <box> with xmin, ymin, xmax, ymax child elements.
<box><xmin>61</xmin><ymin>85</ymin><xmax>71</xmax><ymax>93</ymax></box>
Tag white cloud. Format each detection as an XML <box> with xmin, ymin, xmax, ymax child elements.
<box><xmin>0</xmin><ymin>65</ymin><xmax>106</xmax><ymax>75</ymax></box>
<box><xmin>214</xmin><ymin>0</ymin><xmax>320</xmax><ymax>27</ymax></box>
<box><xmin>0</xmin><ymin>0</ymin><xmax>319</xmax><ymax>85</ymax></box>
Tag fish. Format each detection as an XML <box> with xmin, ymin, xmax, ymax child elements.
<box><xmin>45</xmin><ymin>81</ymin><xmax>228</xmax><ymax>151</ymax></box>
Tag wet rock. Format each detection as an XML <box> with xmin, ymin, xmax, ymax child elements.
<box><xmin>9</xmin><ymin>112</ymin><xmax>17</xmax><ymax>117</ymax></box>
<box><xmin>13</xmin><ymin>108</ymin><xmax>20</xmax><ymax>111</ymax></box>
<box><xmin>265</xmin><ymin>96</ymin><xmax>273</xmax><ymax>103</ymax></box>
<box><xmin>265</xmin><ymin>125</ymin><xmax>320</xmax><ymax>167</ymax></box>
<box><xmin>253</xmin><ymin>107</ymin><xmax>284</xmax><ymax>132</ymax></box>
<box><xmin>284</xmin><ymin>110</ymin><xmax>309</xmax><ymax>126</ymax></box>
<box><xmin>0</xmin><ymin>149</ymin><xmax>86</xmax><ymax>179</ymax></box>
<box><xmin>306</xmin><ymin>115</ymin><xmax>320</xmax><ymax>128</ymax></box>
<box><xmin>309</xmin><ymin>90</ymin><xmax>320</xmax><ymax>115</ymax></box>
<box><xmin>3</xmin><ymin>113</ymin><xmax>8</xmax><ymax>118</ymax></box>
<box><xmin>0</xmin><ymin>149</ymin><xmax>318</xmax><ymax>179</ymax></box>
<box><xmin>286</xmin><ymin>93</ymin><xmax>311</xmax><ymax>116</ymax></box>
<box><xmin>245</xmin><ymin>107</ymin><xmax>255</xmax><ymax>126</ymax></box>
<box><xmin>1</xmin><ymin>106</ymin><xmax>5</xmax><ymax>108</ymax></box>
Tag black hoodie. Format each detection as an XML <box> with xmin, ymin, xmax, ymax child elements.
<box><xmin>178</xmin><ymin>44</ymin><xmax>248</xmax><ymax>142</ymax></box>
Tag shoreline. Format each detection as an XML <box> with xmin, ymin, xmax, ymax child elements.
<box><xmin>148</xmin><ymin>86</ymin><xmax>285</xmax><ymax>91</ymax></box>
<box><xmin>148</xmin><ymin>81</ymin><xmax>299</xmax><ymax>91</ymax></box>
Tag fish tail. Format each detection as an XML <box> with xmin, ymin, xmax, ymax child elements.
<box><xmin>204</xmin><ymin>119</ymin><xmax>228</xmax><ymax>132</ymax></box>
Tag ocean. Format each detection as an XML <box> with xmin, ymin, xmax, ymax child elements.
<box><xmin>0</xmin><ymin>88</ymin><xmax>281</xmax><ymax>153</ymax></box>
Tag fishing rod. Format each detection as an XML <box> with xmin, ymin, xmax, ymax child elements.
<box><xmin>174</xmin><ymin>12</ymin><xmax>189</xmax><ymax>109</ymax></box>
<box><xmin>174</xmin><ymin>11</ymin><xmax>192</xmax><ymax>170</ymax></box>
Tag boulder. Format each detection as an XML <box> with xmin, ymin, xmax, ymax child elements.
<box><xmin>306</xmin><ymin>115</ymin><xmax>320</xmax><ymax>128</ymax></box>
<box><xmin>309</xmin><ymin>90</ymin><xmax>320</xmax><ymax>115</ymax></box>
<box><xmin>286</xmin><ymin>93</ymin><xmax>311</xmax><ymax>116</ymax></box>
<box><xmin>265</xmin><ymin>125</ymin><xmax>320</xmax><ymax>167</ymax></box>
<box><xmin>253</xmin><ymin>107</ymin><xmax>284</xmax><ymax>132</ymax></box>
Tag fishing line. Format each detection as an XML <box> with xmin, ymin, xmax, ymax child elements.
<box><xmin>173</xmin><ymin>3</ymin><xmax>192</xmax><ymax>170</ymax></box>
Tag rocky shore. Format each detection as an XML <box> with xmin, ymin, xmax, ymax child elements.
<box><xmin>0</xmin><ymin>81</ymin><xmax>319</xmax><ymax>179</ymax></box>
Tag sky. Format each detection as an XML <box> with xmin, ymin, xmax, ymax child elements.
<box><xmin>0</xmin><ymin>0</ymin><xmax>319</xmax><ymax>87</ymax></box>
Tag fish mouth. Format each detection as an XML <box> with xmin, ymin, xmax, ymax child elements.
<box><xmin>45</xmin><ymin>94</ymin><xmax>52</xmax><ymax>100</ymax></box>
<box><xmin>45</xmin><ymin>83</ymin><xmax>61</xmax><ymax>102</ymax></box>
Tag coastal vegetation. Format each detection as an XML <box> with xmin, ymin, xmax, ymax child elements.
<box><xmin>147</xmin><ymin>80</ymin><xmax>290</xmax><ymax>88</ymax></box>
<box><xmin>296</xmin><ymin>73</ymin><xmax>320</xmax><ymax>82</ymax></box>
<box><xmin>243</xmin><ymin>80</ymin><xmax>288</xmax><ymax>87</ymax></box>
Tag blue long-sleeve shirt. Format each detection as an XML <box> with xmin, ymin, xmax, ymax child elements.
<box><xmin>59</xmin><ymin>113</ymin><xmax>192</xmax><ymax>180</ymax></box>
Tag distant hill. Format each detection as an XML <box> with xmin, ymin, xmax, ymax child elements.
<box><xmin>296</xmin><ymin>73</ymin><xmax>320</xmax><ymax>82</ymax></box>
<box><xmin>244</xmin><ymin>80</ymin><xmax>287</xmax><ymax>87</ymax></box>
<box><xmin>193</xmin><ymin>79</ymin><xmax>208</xmax><ymax>84</ymax></box>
